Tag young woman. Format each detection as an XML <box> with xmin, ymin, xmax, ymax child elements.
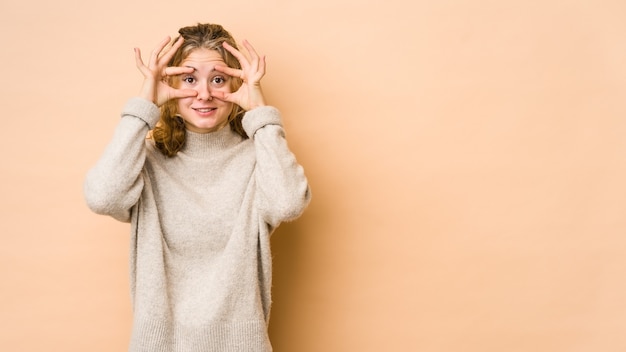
<box><xmin>84</xmin><ymin>23</ymin><xmax>311</xmax><ymax>351</ymax></box>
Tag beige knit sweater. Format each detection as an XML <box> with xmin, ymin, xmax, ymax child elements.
<box><xmin>84</xmin><ymin>97</ymin><xmax>311</xmax><ymax>352</ymax></box>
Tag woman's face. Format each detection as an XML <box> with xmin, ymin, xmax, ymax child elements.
<box><xmin>176</xmin><ymin>48</ymin><xmax>234</xmax><ymax>133</ymax></box>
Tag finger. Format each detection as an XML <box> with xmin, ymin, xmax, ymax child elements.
<box><xmin>241</xmin><ymin>40</ymin><xmax>260</xmax><ymax>62</ymax></box>
<box><xmin>149</xmin><ymin>36</ymin><xmax>172</xmax><ymax>67</ymax></box>
<box><xmin>209</xmin><ymin>90</ymin><xmax>235</xmax><ymax>104</ymax></box>
<box><xmin>214</xmin><ymin>64</ymin><xmax>243</xmax><ymax>79</ymax></box>
<box><xmin>164</xmin><ymin>66</ymin><xmax>194</xmax><ymax>76</ymax></box>
<box><xmin>256</xmin><ymin>55</ymin><xmax>266</xmax><ymax>77</ymax></box>
<box><xmin>241</xmin><ymin>40</ymin><xmax>264</xmax><ymax>76</ymax></box>
<box><xmin>134</xmin><ymin>47</ymin><xmax>146</xmax><ymax>70</ymax></box>
<box><xmin>222</xmin><ymin>41</ymin><xmax>249</xmax><ymax>68</ymax></box>
<box><xmin>134</xmin><ymin>48</ymin><xmax>154</xmax><ymax>78</ymax></box>
<box><xmin>159</xmin><ymin>36</ymin><xmax>184</xmax><ymax>65</ymax></box>
<box><xmin>169</xmin><ymin>88</ymin><xmax>198</xmax><ymax>99</ymax></box>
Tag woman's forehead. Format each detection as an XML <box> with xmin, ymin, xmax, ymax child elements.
<box><xmin>182</xmin><ymin>49</ymin><xmax>226</xmax><ymax>68</ymax></box>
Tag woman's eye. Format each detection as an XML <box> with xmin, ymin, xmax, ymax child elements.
<box><xmin>182</xmin><ymin>76</ymin><xmax>195</xmax><ymax>84</ymax></box>
<box><xmin>211</xmin><ymin>76</ymin><xmax>227</xmax><ymax>86</ymax></box>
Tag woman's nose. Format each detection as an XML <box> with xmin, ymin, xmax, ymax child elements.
<box><xmin>196</xmin><ymin>83</ymin><xmax>213</xmax><ymax>101</ymax></box>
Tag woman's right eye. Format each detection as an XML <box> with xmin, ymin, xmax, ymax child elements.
<box><xmin>182</xmin><ymin>76</ymin><xmax>195</xmax><ymax>84</ymax></box>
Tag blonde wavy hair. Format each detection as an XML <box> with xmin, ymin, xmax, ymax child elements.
<box><xmin>151</xmin><ymin>23</ymin><xmax>246</xmax><ymax>157</ymax></box>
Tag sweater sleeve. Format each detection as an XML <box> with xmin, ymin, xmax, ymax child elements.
<box><xmin>83</xmin><ymin>97</ymin><xmax>160</xmax><ymax>223</ymax></box>
<box><xmin>242</xmin><ymin>106</ymin><xmax>311</xmax><ymax>228</ymax></box>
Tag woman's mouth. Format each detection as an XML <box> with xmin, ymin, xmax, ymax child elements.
<box><xmin>193</xmin><ymin>107</ymin><xmax>217</xmax><ymax>113</ymax></box>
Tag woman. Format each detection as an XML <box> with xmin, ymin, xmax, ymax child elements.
<box><xmin>84</xmin><ymin>23</ymin><xmax>311</xmax><ymax>351</ymax></box>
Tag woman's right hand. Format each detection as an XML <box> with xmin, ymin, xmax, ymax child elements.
<box><xmin>134</xmin><ymin>36</ymin><xmax>197</xmax><ymax>106</ymax></box>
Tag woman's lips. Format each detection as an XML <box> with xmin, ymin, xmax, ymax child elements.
<box><xmin>193</xmin><ymin>107</ymin><xmax>217</xmax><ymax>116</ymax></box>
<box><xmin>193</xmin><ymin>107</ymin><xmax>216</xmax><ymax>113</ymax></box>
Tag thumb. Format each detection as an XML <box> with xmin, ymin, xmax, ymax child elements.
<box><xmin>210</xmin><ymin>90</ymin><xmax>234</xmax><ymax>103</ymax></box>
<box><xmin>170</xmin><ymin>89</ymin><xmax>198</xmax><ymax>99</ymax></box>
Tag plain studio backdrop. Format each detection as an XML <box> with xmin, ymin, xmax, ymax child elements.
<box><xmin>1</xmin><ymin>0</ymin><xmax>625</xmax><ymax>351</ymax></box>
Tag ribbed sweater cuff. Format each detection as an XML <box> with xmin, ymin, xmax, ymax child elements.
<box><xmin>122</xmin><ymin>97</ymin><xmax>161</xmax><ymax>129</ymax></box>
<box><xmin>129</xmin><ymin>318</ymin><xmax>271</xmax><ymax>352</ymax></box>
<box><xmin>242</xmin><ymin>106</ymin><xmax>282</xmax><ymax>138</ymax></box>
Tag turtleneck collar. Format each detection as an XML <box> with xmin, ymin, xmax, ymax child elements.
<box><xmin>180</xmin><ymin>125</ymin><xmax>243</xmax><ymax>158</ymax></box>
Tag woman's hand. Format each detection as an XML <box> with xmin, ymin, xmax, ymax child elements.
<box><xmin>213</xmin><ymin>40</ymin><xmax>267</xmax><ymax>111</ymax></box>
<box><xmin>134</xmin><ymin>36</ymin><xmax>197</xmax><ymax>106</ymax></box>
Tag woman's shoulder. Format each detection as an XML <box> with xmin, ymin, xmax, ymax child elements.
<box><xmin>144</xmin><ymin>137</ymin><xmax>168</xmax><ymax>163</ymax></box>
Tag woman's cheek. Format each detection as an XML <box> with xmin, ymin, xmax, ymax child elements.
<box><xmin>216</xmin><ymin>84</ymin><xmax>232</xmax><ymax>94</ymax></box>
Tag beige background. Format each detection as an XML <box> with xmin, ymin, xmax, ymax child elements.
<box><xmin>1</xmin><ymin>0</ymin><xmax>625</xmax><ymax>351</ymax></box>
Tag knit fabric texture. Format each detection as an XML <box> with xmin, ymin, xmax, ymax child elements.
<box><xmin>84</xmin><ymin>97</ymin><xmax>311</xmax><ymax>352</ymax></box>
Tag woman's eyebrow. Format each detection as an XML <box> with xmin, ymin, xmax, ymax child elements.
<box><xmin>183</xmin><ymin>65</ymin><xmax>219</xmax><ymax>73</ymax></box>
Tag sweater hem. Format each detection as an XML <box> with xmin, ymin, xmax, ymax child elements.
<box><xmin>129</xmin><ymin>318</ymin><xmax>272</xmax><ymax>352</ymax></box>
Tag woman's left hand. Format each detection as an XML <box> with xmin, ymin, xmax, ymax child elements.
<box><xmin>213</xmin><ymin>40</ymin><xmax>266</xmax><ymax>111</ymax></box>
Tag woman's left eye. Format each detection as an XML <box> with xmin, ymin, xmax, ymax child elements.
<box><xmin>211</xmin><ymin>76</ymin><xmax>227</xmax><ymax>85</ymax></box>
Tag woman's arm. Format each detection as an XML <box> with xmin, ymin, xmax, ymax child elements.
<box><xmin>83</xmin><ymin>98</ymin><xmax>159</xmax><ymax>222</ymax></box>
<box><xmin>216</xmin><ymin>40</ymin><xmax>311</xmax><ymax>225</ymax></box>
<box><xmin>85</xmin><ymin>36</ymin><xmax>196</xmax><ymax>222</ymax></box>
<box><xmin>243</xmin><ymin>106</ymin><xmax>311</xmax><ymax>227</ymax></box>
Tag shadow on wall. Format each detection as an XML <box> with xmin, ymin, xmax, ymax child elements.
<box><xmin>268</xmin><ymin>177</ymin><xmax>327</xmax><ymax>349</ymax></box>
<box><xmin>268</xmin><ymin>206</ymin><xmax>313</xmax><ymax>344</ymax></box>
